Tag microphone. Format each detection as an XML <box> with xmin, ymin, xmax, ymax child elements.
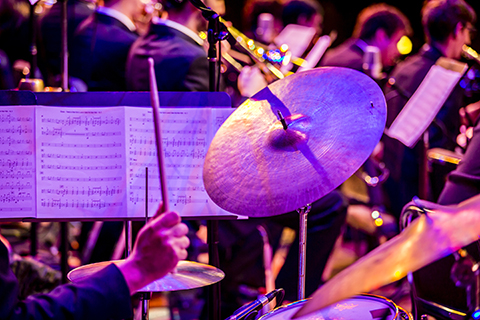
<box><xmin>225</xmin><ymin>288</ymin><xmax>284</xmax><ymax>320</ymax></box>
<box><xmin>362</xmin><ymin>45</ymin><xmax>383</xmax><ymax>80</ymax></box>
<box><xmin>256</xmin><ymin>13</ymin><xmax>275</xmax><ymax>44</ymax></box>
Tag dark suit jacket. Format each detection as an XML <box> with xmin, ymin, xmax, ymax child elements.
<box><xmin>382</xmin><ymin>45</ymin><xmax>465</xmax><ymax>214</ymax></box>
<box><xmin>126</xmin><ymin>22</ymin><xmax>209</xmax><ymax>91</ymax></box>
<box><xmin>383</xmin><ymin>45</ymin><xmax>472</xmax><ymax>313</ymax></box>
<box><xmin>0</xmin><ymin>241</ymin><xmax>132</xmax><ymax>320</ymax></box>
<box><xmin>70</xmin><ymin>11</ymin><xmax>138</xmax><ymax>91</ymax></box>
<box><xmin>319</xmin><ymin>38</ymin><xmax>364</xmax><ymax>72</ymax></box>
<box><xmin>38</xmin><ymin>0</ymin><xmax>94</xmax><ymax>86</ymax></box>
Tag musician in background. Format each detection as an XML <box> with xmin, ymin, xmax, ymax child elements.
<box><xmin>69</xmin><ymin>0</ymin><xmax>143</xmax><ymax>91</ymax></box>
<box><xmin>0</xmin><ymin>208</ymin><xmax>189</xmax><ymax>320</ymax></box>
<box><xmin>320</xmin><ymin>3</ymin><xmax>411</xmax><ymax>83</ymax></box>
<box><xmin>383</xmin><ymin>0</ymin><xmax>476</xmax><ymax>218</ymax></box>
<box><xmin>316</xmin><ymin>4</ymin><xmax>411</xmax><ymax>245</ymax></box>
<box><xmin>38</xmin><ymin>0</ymin><xmax>94</xmax><ymax>88</ymax></box>
<box><xmin>126</xmin><ymin>0</ymin><xmax>211</xmax><ymax>91</ymax></box>
<box><xmin>242</xmin><ymin>0</ymin><xmax>283</xmax><ymax>45</ymax></box>
<box><xmin>387</xmin><ymin>0</ymin><xmax>479</xmax><ymax>315</ymax></box>
<box><xmin>281</xmin><ymin>0</ymin><xmax>323</xmax><ymax>36</ymax></box>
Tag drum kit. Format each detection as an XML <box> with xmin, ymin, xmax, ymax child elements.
<box><xmin>67</xmin><ymin>66</ymin><xmax>480</xmax><ymax>320</ymax></box>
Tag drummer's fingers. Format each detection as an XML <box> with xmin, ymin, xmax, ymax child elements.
<box><xmin>169</xmin><ymin>236</ymin><xmax>190</xmax><ymax>260</ymax></box>
<box><xmin>164</xmin><ymin>225</ymin><xmax>190</xmax><ymax>248</ymax></box>
<box><xmin>150</xmin><ymin>210</ymin><xmax>181</xmax><ymax>231</ymax></box>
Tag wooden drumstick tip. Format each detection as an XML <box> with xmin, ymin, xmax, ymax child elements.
<box><xmin>277</xmin><ymin>110</ymin><xmax>288</xmax><ymax>130</ymax></box>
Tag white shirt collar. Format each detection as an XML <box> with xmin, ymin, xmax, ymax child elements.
<box><xmin>152</xmin><ymin>18</ymin><xmax>204</xmax><ymax>46</ymax></box>
<box><xmin>96</xmin><ymin>6</ymin><xmax>136</xmax><ymax>32</ymax></box>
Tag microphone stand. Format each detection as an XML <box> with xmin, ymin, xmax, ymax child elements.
<box><xmin>187</xmin><ymin>2</ymin><xmax>235</xmax><ymax>320</ymax></box>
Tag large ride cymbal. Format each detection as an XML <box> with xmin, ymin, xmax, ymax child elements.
<box><xmin>68</xmin><ymin>260</ymin><xmax>224</xmax><ymax>292</ymax></box>
<box><xmin>203</xmin><ymin>67</ymin><xmax>386</xmax><ymax>217</ymax></box>
<box><xmin>294</xmin><ymin>195</ymin><xmax>480</xmax><ymax>318</ymax></box>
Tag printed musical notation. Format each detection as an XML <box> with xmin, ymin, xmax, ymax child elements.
<box><xmin>0</xmin><ymin>137</ymin><xmax>33</xmax><ymax>146</ymax></box>
<box><xmin>0</xmin><ymin>171</ymin><xmax>33</xmax><ymax>179</ymax></box>
<box><xmin>39</xmin><ymin>199</ymin><xmax>123</xmax><ymax>209</ymax></box>
<box><xmin>0</xmin><ymin>159</ymin><xmax>33</xmax><ymax>169</ymax></box>
<box><xmin>41</xmin><ymin>142</ymin><xmax>122</xmax><ymax>148</ymax></box>
<box><xmin>40</xmin><ymin>116</ymin><xmax>121</xmax><ymax>127</ymax></box>
<box><xmin>0</xmin><ymin>106</ymin><xmax>36</xmax><ymax>217</ymax></box>
<box><xmin>0</xmin><ymin>114</ymin><xmax>33</xmax><ymax>124</ymax></box>
<box><xmin>128</xmin><ymin>116</ymin><xmax>207</xmax><ymax>125</ymax></box>
<box><xmin>0</xmin><ymin>126</ymin><xmax>33</xmax><ymax>134</ymax></box>
<box><xmin>40</xmin><ymin>164</ymin><xmax>122</xmax><ymax>170</ymax></box>
<box><xmin>130</xmin><ymin>185</ymin><xmax>205</xmax><ymax>192</ymax></box>
<box><xmin>0</xmin><ymin>182</ymin><xmax>32</xmax><ymax>191</ymax></box>
<box><xmin>36</xmin><ymin>106</ymin><xmax>127</xmax><ymax>219</ymax></box>
<box><xmin>163</xmin><ymin>137</ymin><xmax>207</xmax><ymax>148</ymax></box>
<box><xmin>40</xmin><ymin>186</ymin><xmax>122</xmax><ymax>197</ymax></box>
<box><xmin>41</xmin><ymin>153</ymin><xmax>122</xmax><ymax>160</ymax></box>
<box><xmin>164</xmin><ymin>149</ymin><xmax>205</xmax><ymax>159</ymax></box>
<box><xmin>0</xmin><ymin>105</ymin><xmax>235</xmax><ymax>219</ymax></box>
<box><xmin>41</xmin><ymin>128</ymin><xmax>121</xmax><ymax>138</ymax></box>
<box><xmin>40</xmin><ymin>176</ymin><xmax>122</xmax><ymax>182</ymax></box>
<box><xmin>132</xmin><ymin>172</ymin><xmax>202</xmax><ymax>181</ymax></box>
<box><xmin>129</xmin><ymin>149</ymin><xmax>156</xmax><ymax>157</ymax></box>
<box><xmin>1</xmin><ymin>192</ymin><xmax>33</xmax><ymax>203</ymax></box>
<box><xmin>0</xmin><ymin>150</ymin><xmax>33</xmax><ymax>156</ymax></box>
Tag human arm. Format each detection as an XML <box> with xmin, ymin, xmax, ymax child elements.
<box><xmin>0</xmin><ymin>208</ymin><xmax>189</xmax><ymax>319</ymax></box>
<box><xmin>117</xmin><ymin>210</ymin><xmax>190</xmax><ymax>294</ymax></box>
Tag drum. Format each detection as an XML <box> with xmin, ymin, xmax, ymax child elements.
<box><xmin>259</xmin><ymin>294</ymin><xmax>411</xmax><ymax>320</ymax></box>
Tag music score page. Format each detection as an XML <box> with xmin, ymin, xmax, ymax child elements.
<box><xmin>0</xmin><ymin>105</ymin><xmax>235</xmax><ymax>220</ymax></box>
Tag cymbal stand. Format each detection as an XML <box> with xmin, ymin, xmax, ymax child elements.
<box><xmin>296</xmin><ymin>204</ymin><xmax>311</xmax><ymax>300</ymax></box>
<box><xmin>128</xmin><ymin>168</ymin><xmax>152</xmax><ymax>320</ymax></box>
<box><xmin>134</xmin><ymin>292</ymin><xmax>152</xmax><ymax>320</ymax></box>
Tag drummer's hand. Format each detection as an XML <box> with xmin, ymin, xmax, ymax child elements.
<box><xmin>117</xmin><ymin>208</ymin><xmax>190</xmax><ymax>294</ymax></box>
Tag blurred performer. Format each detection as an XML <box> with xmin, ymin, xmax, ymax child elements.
<box><xmin>382</xmin><ymin>0</ymin><xmax>476</xmax><ymax>218</ymax></box>
<box><xmin>0</xmin><ymin>208</ymin><xmax>189</xmax><ymax>320</ymax></box>
<box><xmin>126</xmin><ymin>0</ymin><xmax>210</xmax><ymax>91</ymax></box>
<box><xmin>281</xmin><ymin>0</ymin><xmax>323</xmax><ymax>35</ymax></box>
<box><xmin>411</xmin><ymin>110</ymin><xmax>480</xmax><ymax>316</ymax></box>
<box><xmin>38</xmin><ymin>0</ymin><xmax>94</xmax><ymax>88</ymax></box>
<box><xmin>242</xmin><ymin>0</ymin><xmax>283</xmax><ymax>44</ymax></box>
<box><xmin>69</xmin><ymin>0</ymin><xmax>142</xmax><ymax>91</ymax></box>
<box><xmin>320</xmin><ymin>3</ymin><xmax>411</xmax><ymax>82</ymax></box>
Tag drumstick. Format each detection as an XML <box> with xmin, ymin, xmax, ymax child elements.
<box><xmin>148</xmin><ymin>57</ymin><xmax>170</xmax><ymax>213</ymax></box>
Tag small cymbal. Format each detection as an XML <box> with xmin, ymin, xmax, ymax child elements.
<box><xmin>203</xmin><ymin>67</ymin><xmax>386</xmax><ymax>217</ymax></box>
<box><xmin>68</xmin><ymin>260</ymin><xmax>224</xmax><ymax>292</ymax></box>
<box><xmin>294</xmin><ymin>195</ymin><xmax>480</xmax><ymax>318</ymax></box>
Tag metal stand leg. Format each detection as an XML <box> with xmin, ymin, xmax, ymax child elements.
<box><xmin>297</xmin><ymin>204</ymin><xmax>311</xmax><ymax>300</ymax></box>
<box><xmin>207</xmin><ymin>220</ymin><xmax>220</xmax><ymax>320</ymax></box>
<box><xmin>134</xmin><ymin>292</ymin><xmax>151</xmax><ymax>320</ymax></box>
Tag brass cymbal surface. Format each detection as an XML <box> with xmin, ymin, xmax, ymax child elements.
<box><xmin>68</xmin><ymin>260</ymin><xmax>225</xmax><ymax>292</ymax></box>
<box><xmin>204</xmin><ymin>67</ymin><xmax>386</xmax><ymax>217</ymax></box>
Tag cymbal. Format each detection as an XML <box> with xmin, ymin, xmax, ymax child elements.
<box><xmin>203</xmin><ymin>67</ymin><xmax>386</xmax><ymax>217</ymax></box>
<box><xmin>68</xmin><ymin>260</ymin><xmax>225</xmax><ymax>292</ymax></box>
<box><xmin>293</xmin><ymin>195</ymin><xmax>480</xmax><ymax>318</ymax></box>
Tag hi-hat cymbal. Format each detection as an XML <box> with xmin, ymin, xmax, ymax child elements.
<box><xmin>293</xmin><ymin>195</ymin><xmax>480</xmax><ymax>318</ymax></box>
<box><xmin>203</xmin><ymin>67</ymin><xmax>386</xmax><ymax>217</ymax></box>
<box><xmin>68</xmin><ymin>260</ymin><xmax>224</xmax><ymax>292</ymax></box>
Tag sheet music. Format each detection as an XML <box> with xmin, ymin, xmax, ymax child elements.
<box><xmin>125</xmin><ymin>107</ymin><xmax>236</xmax><ymax>218</ymax></box>
<box><xmin>386</xmin><ymin>59</ymin><xmax>467</xmax><ymax>147</ymax></box>
<box><xmin>0</xmin><ymin>106</ymin><xmax>36</xmax><ymax>217</ymax></box>
<box><xmin>35</xmin><ymin>106</ymin><xmax>127</xmax><ymax>219</ymax></box>
<box><xmin>0</xmin><ymin>104</ymin><xmax>237</xmax><ymax>220</ymax></box>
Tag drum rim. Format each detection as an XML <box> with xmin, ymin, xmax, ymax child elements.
<box><xmin>258</xmin><ymin>293</ymin><xmax>404</xmax><ymax>319</ymax></box>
